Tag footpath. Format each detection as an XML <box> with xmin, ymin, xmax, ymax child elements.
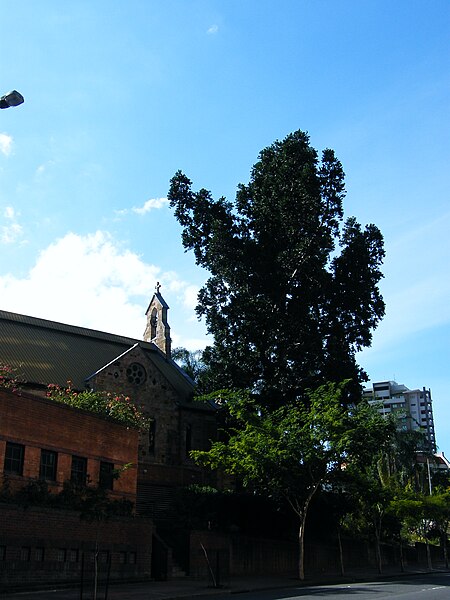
<box><xmin>2</xmin><ymin>565</ymin><xmax>449</xmax><ymax>600</ymax></box>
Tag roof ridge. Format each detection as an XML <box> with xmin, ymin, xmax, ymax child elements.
<box><xmin>0</xmin><ymin>309</ymin><xmax>142</xmax><ymax>346</ymax></box>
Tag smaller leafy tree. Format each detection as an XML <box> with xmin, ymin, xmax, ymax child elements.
<box><xmin>428</xmin><ymin>491</ymin><xmax>450</xmax><ymax>568</ymax></box>
<box><xmin>389</xmin><ymin>494</ymin><xmax>435</xmax><ymax>570</ymax></box>
<box><xmin>46</xmin><ymin>382</ymin><xmax>150</xmax><ymax>429</ymax></box>
<box><xmin>344</xmin><ymin>465</ymin><xmax>395</xmax><ymax>574</ymax></box>
<box><xmin>390</xmin><ymin>490</ymin><xmax>450</xmax><ymax>570</ymax></box>
<box><xmin>172</xmin><ymin>347</ymin><xmax>209</xmax><ymax>391</ymax></box>
<box><xmin>191</xmin><ymin>382</ymin><xmax>395</xmax><ymax>580</ymax></box>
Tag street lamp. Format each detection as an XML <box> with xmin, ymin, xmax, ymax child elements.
<box><xmin>0</xmin><ymin>90</ymin><xmax>24</xmax><ymax>109</ymax></box>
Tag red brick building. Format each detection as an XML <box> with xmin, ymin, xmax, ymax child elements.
<box><xmin>0</xmin><ymin>287</ymin><xmax>217</xmax><ymax>588</ymax></box>
<box><xmin>0</xmin><ymin>388</ymin><xmax>138</xmax><ymax>500</ymax></box>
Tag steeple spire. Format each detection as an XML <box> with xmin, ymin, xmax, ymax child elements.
<box><xmin>143</xmin><ymin>283</ymin><xmax>171</xmax><ymax>357</ymax></box>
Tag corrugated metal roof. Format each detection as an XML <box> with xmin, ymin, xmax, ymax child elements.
<box><xmin>0</xmin><ymin>309</ymin><xmax>196</xmax><ymax>403</ymax></box>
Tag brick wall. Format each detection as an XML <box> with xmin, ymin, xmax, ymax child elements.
<box><xmin>0</xmin><ymin>504</ymin><xmax>152</xmax><ymax>590</ymax></box>
<box><xmin>0</xmin><ymin>388</ymin><xmax>138</xmax><ymax>500</ymax></box>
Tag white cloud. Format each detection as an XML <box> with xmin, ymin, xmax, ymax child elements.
<box><xmin>1</xmin><ymin>205</ymin><xmax>23</xmax><ymax>244</ymax></box>
<box><xmin>115</xmin><ymin>197</ymin><xmax>169</xmax><ymax>218</ymax></box>
<box><xmin>207</xmin><ymin>24</ymin><xmax>219</xmax><ymax>35</ymax></box>
<box><xmin>182</xmin><ymin>284</ymin><xmax>199</xmax><ymax>310</ymax></box>
<box><xmin>0</xmin><ymin>133</ymin><xmax>13</xmax><ymax>156</ymax></box>
<box><xmin>4</xmin><ymin>206</ymin><xmax>16</xmax><ymax>220</ymax></box>
<box><xmin>132</xmin><ymin>197</ymin><xmax>168</xmax><ymax>215</ymax></box>
<box><xmin>0</xmin><ymin>231</ymin><xmax>208</xmax><ymax>346</ymax></box>
<box><xmin>35</xmin><ymin>160</ymin><xmax>56</xmax><ymax>177</ymax></box>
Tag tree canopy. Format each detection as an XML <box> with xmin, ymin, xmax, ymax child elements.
<box><xmin>169</xmin><ymin>130</ymin><xmax>385</xmax><ymax>407</ymax></box>
<box><xmin>192</xmin><ymin>382</ymin><xmax>396</xmax><ymax>579</ymax></box>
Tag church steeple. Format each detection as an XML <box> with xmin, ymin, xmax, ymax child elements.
<box><xmin>143</xmin><ymin>282</ymin><xmax>171</xmax><ymax>358</ymax></box>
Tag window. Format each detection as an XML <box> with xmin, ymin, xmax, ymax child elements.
<box><xmin>4</xmin><ymin>442</ymin><xmax>24</xmax><ymax>475</ymax></box>
<box><xmin>119</xmin><ymin>551</ymin><xmax>127</xmax><ymax>564</ymax></box>
<box><xmin>148</xmin><ymin>419</ymin><xmax>156</xmax><ymax>454</ymax></box>
<box><xmin>150</xmin><ymin>308</ymin><xmax>157</xmax><ymax>339</ymax></box>
<box><xmin>126</xmin><ymin>363</ymin><xmax>146</xmax><ymax>385</ymax></box>
<box><xmin>71</xmin><ymin>455</ymin><xmax>87</xmax><ymax>486</ymax></box>
<box><xmin>56</xmin><ymin>548</ymin><xmax>66</xmax><ymax>562</ymax></box>
<box><xmin>39</xmin><ymin>449</ymin><xmax>57</xmax><ymax>481</ymax></box>
<box><xmin>99</xmin><ymin>461</ymin><xmax>114</xmax><ymax>490</ymax></box>
<box><xmin>129</xmin><ymin>551</ymin><xmax>136</xmax><ymax>564</ymax></box>
<box><xmin>20</xmin><ymin>547</ymin><xmax>31</xmax><ymax>561</ymax></box>
<box><xmin>185</xmin><ymin>424</ymin><xmax>192</xmax><ymax>455</ymax></box>
<box><xmin>35</xmin><ymin>547</ymin><xmax>45</xmax><ymax>562</ymax></box>
<box><xmin>0</xmin><ymin>546</ymin><xmax>6</xmax><ymax>561</ymax></box>
<box><xmin>68</xmin><ymin>549</ymin><xmax>79</xmax><ymax>563</ymax></box>
<box><xmin>99</xmin><ymin>550</ymin><xmax>109</xmax><ymax>564</ymax></box>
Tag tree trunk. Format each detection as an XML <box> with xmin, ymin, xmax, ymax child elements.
<box><xmin>298</xmin><ymin>511</ymin><xmax>307</xmax><ymax>581</ymax></box>
<box><xmin>291</xmin><ymin>483</ymin><xmax>322</xmax><ymax>581</ymax></box>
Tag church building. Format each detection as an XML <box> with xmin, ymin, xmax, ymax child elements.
<box><xmin>0</xmin><ymin>285</ymin><xmax>217</xmax><ymax>518</ymax></box>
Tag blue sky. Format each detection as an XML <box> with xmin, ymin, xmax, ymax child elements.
<box><xmin>0</xmin><ymin>1</ymin><xmax>449</xmax><ymax>450</ymax></box>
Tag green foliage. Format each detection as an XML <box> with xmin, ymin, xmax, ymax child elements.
<box><xmin>169</xmin><ymin>130</ymin><xmax>385</xmax><ymax>406</ymax></box>
<box><xmin>0</xmin><ymin>476</ymin><xmax>133</xmax><ymax>518</ymax></box>
<box><xmin>194</xmin><ymin>384</ymin><xmax>394</xmax><ymax>507</ymax></box>
<box><xmin>46</xmin><ymin>382</ymin><xmax>150</xmax><ymax>430</ymax></box>
<box><xmin>191</xmin><ymin>383</ymin><xmax>395</xmax><ymax>579</ymax></box>
<box><xmin>172</xmin><ymin>347</ymin><xmax>208</xmax><ymax>390</ymax></box>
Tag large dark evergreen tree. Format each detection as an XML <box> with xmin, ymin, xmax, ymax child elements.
<box><xmin>168</xmin><ymin>130</ymin><xmax>385</xmax><ymax>407</ymax></box>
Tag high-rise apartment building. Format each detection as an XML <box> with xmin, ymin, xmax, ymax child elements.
<box><xmin>363</xmin><ymin>381</ymin><xmax>436</xmax><ymax>452</ymax></box>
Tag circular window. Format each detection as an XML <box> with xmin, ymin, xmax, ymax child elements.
<box><xmin>126</xmin><ymin>363</ymin><xmax>146</xmax><ymax>385</ymax></box>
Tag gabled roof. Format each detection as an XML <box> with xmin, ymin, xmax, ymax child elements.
<box><xmin>145</xmin><ymin>290</ymin><xmax>169</xmax><ymax>314</ymax></box>
<box><xmin>0</xmin><ymin>309</ymin><xmax>194</xmax><ymax>401</ymax></box>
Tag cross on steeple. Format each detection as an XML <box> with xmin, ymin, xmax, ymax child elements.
<box><xmin>143</xmin><ymin>283</ymin><xmax>171</xmax><ymax>357</ymax></box>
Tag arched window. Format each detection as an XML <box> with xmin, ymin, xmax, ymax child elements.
<box><xmin>150</xmin><ymin>308</ymin><xmax>157</xmax><ymax>339</ymax></box>
<box><xmin>185</xmin><ymin>424</ymin><xmax>192</xmax><ymax>455</ymax></box>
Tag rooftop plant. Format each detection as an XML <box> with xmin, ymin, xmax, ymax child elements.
<box><xmin>46</xmin><ymin>382</ymin><xmax>149</xmax><ymax>430</ymax></box>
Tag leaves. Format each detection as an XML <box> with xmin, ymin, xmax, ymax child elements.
<box><xmin>46</xmin><ymin>382</ymin><xmax>149</xmax><ymax>430</ymax></box>
<box><xmin>169</xmin><ymin>130</ymin><xmax>385</xmax><ymax>406</ymax></box>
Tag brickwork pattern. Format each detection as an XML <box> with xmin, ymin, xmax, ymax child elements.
<box><xmin>0</xmin><ymin>389</ymin><xmax>138</xmax><ymax>500</ymax></box>
<box><xmin>0</xmin><ymin>504</ymin><xmax>152</xmax><ymax>589</ymax></box>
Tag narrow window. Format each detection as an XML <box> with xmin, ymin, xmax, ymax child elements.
<box><xmin>128</xmin><ymin>551</ymin><xmax>136</xmax><ymax>564</ymax></box>
<box><xmin>99</xmin><ymin>461</ymin><xmax>114</xmax><ymax>490</ymax></box>
<box><xmin>148</xmin><ymin>419</ymin><xmax>156</xmax><ymax>454</ymax></box>
<box><xmin>150</xmin><ymin>308</ymin><xmax>157</xmax><ymax>339</ymax></box>
<box><xmin>39</xmin><ymin>449</ymin><xmax>57</xmax><ymax>481</ymax></box>
<box><xmin>35</xmin><ymin>547</ymin><xmax>45</xmax><ymax>562</ymax></box>
<box><xmin>0</xmin><ymin>546</ymin><xmax>6</xmax><ymax>561</ymax></box>
<box><xmin>4</xmin><ymin>442</ymin><xmax>25</xmax><ymax>475</ymax></box>
<box><xmin>56</xmin><ymin>548</ymin><xmax>66</xmax><ymax>562</ymax></box>
<box><xmin>68</xmin><ymin>548</ymin><xmax>79</xmax><ymax>562</ymax></box>
<box><xmin>71</xmin><ymin>455</ymin><xmax>87</xmax><ymax>486</ymax></box>
<box><xmin>119</xmin><ymin>551</ymin><xmax>127</xmax><ymax>564</ymax></box>
<box><xmin>185</xmin><ymin>424</ymin><xmax>192</xmax><ymax>455</ymax></box>
<box><xmin>20</xmin><ymin>547</ymin><xmax>31</xmax><ymax>561</ymax></box>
